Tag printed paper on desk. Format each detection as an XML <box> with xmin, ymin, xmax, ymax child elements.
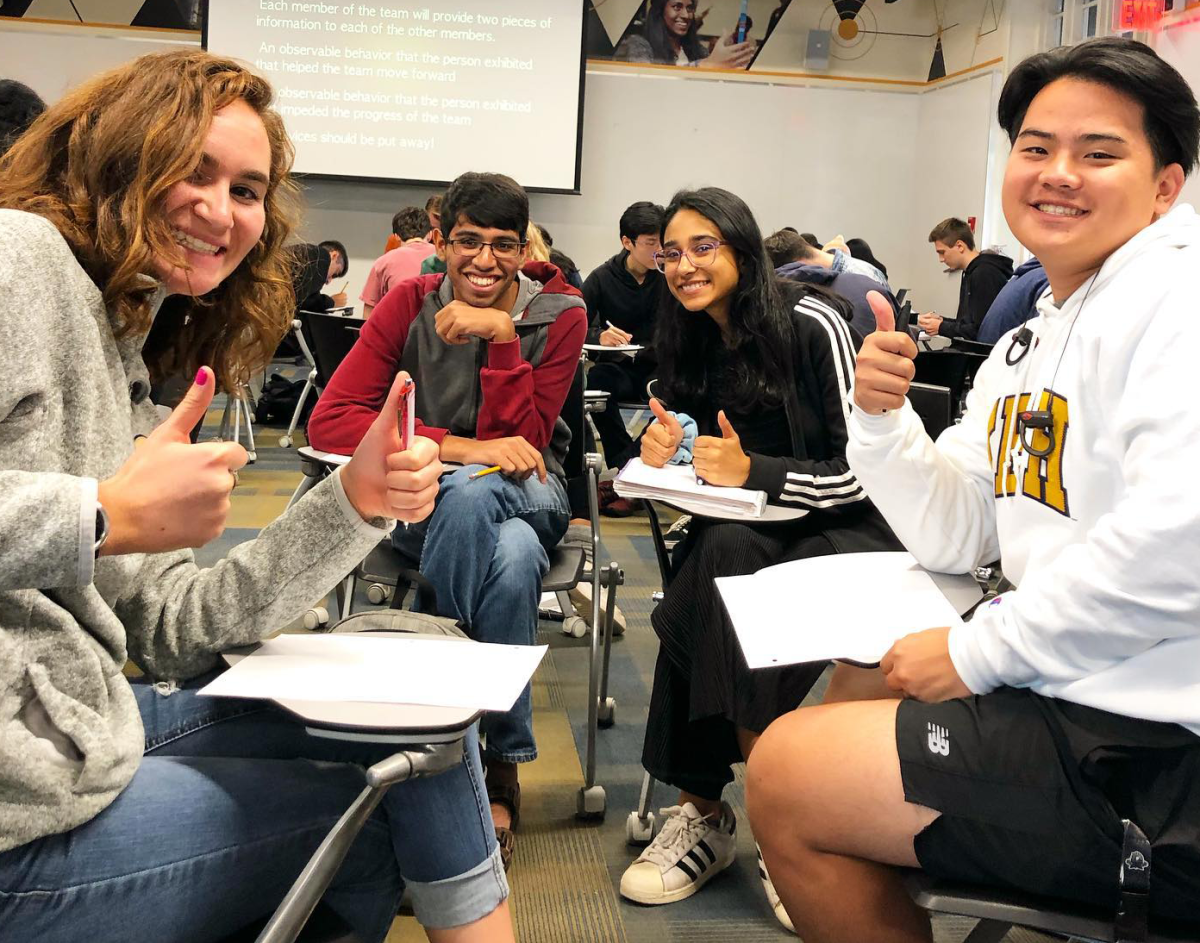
<box><xmin>583</xmin><ymin>343</ymin><xmax>643</xmax><ymax>354</ymax></box>
<box><xmin>200</xmin><ymin>634</ymin><xmax>546</xmax><ymax>711</ymax></box>
<box><xmin>716</xmin><ymin>552</ymin><xmax>968</xmax><ymax>669</ymax></box>
<box><xmin>614</xmin><ymin>458</ymin><xmax>767</xmax><ymax>518</ymax></box>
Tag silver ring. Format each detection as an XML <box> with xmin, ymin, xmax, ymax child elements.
<box><xmin>230</xmin><ymin>469</ymin><xmax>239</xmax><ymax>490</ymax></box>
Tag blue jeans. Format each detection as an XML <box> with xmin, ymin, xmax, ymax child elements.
<box><xmin>0</xmin><ymin>675</ymin><xmax>507</xmax><ymax>943</ymax></box>
<box><xmin>392</xmin><ymin>465</ymin><xmax>570</xmax><ymax>763</ymax></box>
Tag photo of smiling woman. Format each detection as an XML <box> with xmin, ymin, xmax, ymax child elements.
<box><xmin>613</xmin><ymin>0</ymin><xmax>761</xmax><ymax>70</ymax></box>
<box><xmin>0</xmin><ymin>50</ymin><xmax>513</xmax><ymax>943</ymax></box>
<box><xmin>618</xmin><ymin>187</ymin><xmax>900</xmax><ymax>921</ymax></box>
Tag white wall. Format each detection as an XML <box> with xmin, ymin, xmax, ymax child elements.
<box><xmin>907</xmin><ymin>71</ymin><xmax>998</xmax><ymax>318</ymax></box>
<box><xmin>1156</xmin><ymin>21</ymin><xmax>1200</xmax><ymax>211</ymax></box>
<box><xmin>0</xmin><ymin>23</ymin><xmax>196</xmax><ymax>103</ymax></box>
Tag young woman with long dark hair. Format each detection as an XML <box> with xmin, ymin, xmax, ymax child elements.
<box><xmin>614</xmin><ymin>0</ymin><xmax>754</xmax><ymax>69</ymax></box>
<box><xmin>618</xmin><ymin>187</ymin><xmax>898</xmax><ymax>927</ymax></box>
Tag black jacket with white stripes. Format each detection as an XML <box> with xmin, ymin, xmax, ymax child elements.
<box><xmin>737</xmin><ymin>286</ymin><xmax>899</xmax><ymax>554</ymax></box>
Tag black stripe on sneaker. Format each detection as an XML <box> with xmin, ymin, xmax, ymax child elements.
<box><xmin>686</xmin><ymin>849</ymin><xmax>709</xmax><ymax>873</ymax></box>
<box><xmin>697</xmin><ymin>840</ymin><xmax>717</xmax><ymax>865</ymax></box>
<box><xmin>675</xmin><ymin>857</ymin><xmax>698</xmax><ymax>881</ymax></box>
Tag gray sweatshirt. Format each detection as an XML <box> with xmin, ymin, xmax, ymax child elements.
<box><xmin>0</xmin><ymin>209</ymin><xmax>393</xmax><ymax>853</ymax></box>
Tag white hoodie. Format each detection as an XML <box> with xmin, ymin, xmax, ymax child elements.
<box><xmin>846</xmin><ymin>204</ymin><xmax>1200</xmax><ymax>734</ymax></box>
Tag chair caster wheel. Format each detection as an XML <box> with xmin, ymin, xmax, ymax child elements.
<box><xmin>598</xmin><ymin>698</ymin><xmax>615</xmax><ymax>728</ymax></box>
<box><xmin>562</xmin><ymin>615</ymin><xmax>588</xmax><ymax>638</ymax></box>
<box><xmin>366</xmin><ymin>584</ymin><xmax>391</xmax><ymax>605</ymax></box>
<box><xmin>303</xmin><ymin>606</ymin><xmax>329</xmax><ymax>630</ymax></box>
<box><xmin>279</xmin><ymin>436</ymin><xmax>293</xmax><ymax>448</ymax></box>
<box><xmin>625</xmin><ymin>810</ymin><xmax>657</xmax><ymax>845</ymax></box>
<box><xmin>246</xmin><ymin>451</ymin><xmax>257</xmax><ymax>464</ymax></box>
<box><xmin>576</xmin><ymin>785</ymin><xmax>606</xmax><ymax>820</ymax></box>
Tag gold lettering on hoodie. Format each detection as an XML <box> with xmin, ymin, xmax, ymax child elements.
<box><xmin>987</xmin><ymin>391</ymin><xmax>1070</xmax><ymax>516</ymax></box>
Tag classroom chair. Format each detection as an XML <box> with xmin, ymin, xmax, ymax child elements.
<box><xmin>219</xmin><ymin>610</ymin><xmax>483</xmax><ymax>943</ymax></box>
<box><xmin>285</xmin><ymin>359</ymin><xmax>623</xmax><ymax>822</ymax></box>
<box><xmin>279</xmin><ymin>311</ymin><xmax>363</xmax><ymax>449</ymax></box>
<box><xmin>904</xmin><ymin>858</ymin><xmax>1200</xmax><ymax>943</ymax></box>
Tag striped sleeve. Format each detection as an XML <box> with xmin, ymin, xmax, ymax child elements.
<box><xmin>743</xmin><ymin>298</ymin><xmax>868</xmax><ymax>514</ymax></box>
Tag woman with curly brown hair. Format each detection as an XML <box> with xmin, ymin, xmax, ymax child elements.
<box><xmin>0</xmin><ymin>50</ymin><xmax>513</xmax><ymax>943</ymax></box>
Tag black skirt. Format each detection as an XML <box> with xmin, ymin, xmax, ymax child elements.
<box><xmin>642</xmin><ymin>517</ymin><xmax>836</xmax><ymax>799</ymax></box>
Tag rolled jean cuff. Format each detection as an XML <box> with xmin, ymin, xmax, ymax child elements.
<box><xmin>407</xmin><ymin>845</ymin><xmax>509</xmax><ymax>929</ymax></box>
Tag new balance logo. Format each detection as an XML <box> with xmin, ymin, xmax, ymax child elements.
<box><xmin>926</xmin><ymin>722</ymin><xmax>950</xmax><ymax>756</ymax></box>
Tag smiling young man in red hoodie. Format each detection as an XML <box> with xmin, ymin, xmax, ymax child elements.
<box><xmin>308</xmin><ymin>171</ymin><xmax>587</xmax><ymax>869</ymax></box>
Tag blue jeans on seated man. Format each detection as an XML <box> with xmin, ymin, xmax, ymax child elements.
<box><xmin>0</xmin><ymin>674</ymin><xmax>507</xmax><ymax>943</ymax></box>
<box><xmin>392</xmin><ymin>464</ymin><xmax>570</xmax><ymax>765</ymax></box>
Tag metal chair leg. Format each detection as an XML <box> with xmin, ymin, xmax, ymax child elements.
<box><xmin>576</xmin><ymin>455</ymin><xmax>607</xmax><ymax>820</ymax></box>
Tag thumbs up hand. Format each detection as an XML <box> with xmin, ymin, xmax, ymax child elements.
<box><xmin>852</xmin><ymin>290</ymin><xmax>918</xmax><ymax>416</ymax></box>
<box><xmin>641</xmin><ymin>397</ymin><xmax>685</xmax><ymax>468</ymax></box>
<box><xmin>97</xmin><ymin>367</ymin><xmax>249</xmax><ymax>555</ymax></box>
<box><xmin>693</xmin><ymin>410</ymin><xmax>751</xmax><ymax>487</ymax></box>
<box><xmin>341</xmin><ymin>372</ymin><xmax>442</xmax><ymax>524</ymax></box>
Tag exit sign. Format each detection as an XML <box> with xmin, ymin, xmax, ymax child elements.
<box><xmin>1114</xmin><ymin>0</ymin><xmax>1165</xmax><ymax>29</ymax></box>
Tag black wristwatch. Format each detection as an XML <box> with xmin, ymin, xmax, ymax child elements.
<box><xmin>94</xmin><ymin>503</ymin><xmax>110</xmax><ymax>558</ymax></box>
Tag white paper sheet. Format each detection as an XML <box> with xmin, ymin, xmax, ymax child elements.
<box><xmin>614</xmin><ymin>458</ymin><xmax>767</xmax><ymax>517</ymax></box>
<box><xmin>584</xmin><ymin>343</ymin><xmax>643</xmax><ymax>354</ymax></box>
<box><xmin>200</xmin><ymin>634</ymin><xmax>546</xmax><ymax>711</ymax></box>
<box><xmin>716</xmin><ymin>552</ymin><xmax>977</xmax><ymax>669</ymax></box>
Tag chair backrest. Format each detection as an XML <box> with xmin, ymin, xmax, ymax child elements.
<box><xmin>561</xmin><ymin>356</ymin><xmax>587</xmax><ymax>483</ymax></box>
<box><xmin>908</xmin><ymin>381</ymin><xmax>953</xmax><ymax>440</ymax></box>
<box><xmin>895</xmin><ymin>288</ymin><xmax>909</xmax><ymax>306</ymax></box>
<box><xmin>300</xmin><ymin>311</ymin><xmax>363</xmax><ymax>388</ymax></box>
<box><xmin>895</xmin><ymin>299</ymin><xmax>914</xmax><ymax>336</ymax></box>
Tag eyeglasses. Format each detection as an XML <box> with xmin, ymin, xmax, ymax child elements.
<box><xmin>446</xmin><ymin>236</ymin><xmax>525</xmax><ymax>260</ymax></box>
<box><xmin>653</xmin><ymin>241</ymin><xmax>727</xmax><ymax>273</ymax></box>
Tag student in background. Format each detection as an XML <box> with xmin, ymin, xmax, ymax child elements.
<box><xmin>582</xmin><ymin>201</ymin><xmax>665</xmax><ymax>515</ymax></box>
<box><xmin>748</xmin><ymin>37</ymin><xmax>1200</xmax><ymax>942</ymax></box>
<box><xmin>797</xmin><ymin>230</ymin><xmax>890</xmax><ymax>287</ymax></box>
<box><xmin>619</xmin><ymin>188</ymin><xmax>897</xmax><ymax>928</ymax></box>
<box><xmin>308</xmin><ymin>172</ymin><xmax>587</xmax><ymax>873</ymax></box>
<box><xmin>917</xmin><ymin>218</ymin><xmax>1013</xmax><ymax>340</ymax></box>
<box><xmin>360</xmin><ymin>205</ymin><xmax>436</xmax><ymax>316</ymax></box>
<box><xmin>0</xmin><ymin>78</ymin><xmax>45</xmax><ymax>155</ymax></box>
<box><xmin>765</xmin><ymin>228</ymin><xmax>898</xmax><ymax>340</ymax></box>
<box><xmin>614</xmin><ymin>0</ymin><xmax>754</xmax><ymax>69</ymax></box>
<box><xmin>976</xmin><ymin>256</ymin><xmax>1050</xmax><ymax>344</ymax></box>
<box><xmin>293</xmin><ymin>237</ymin><xmax>349</xmax><ymax>311</ymax></box>
<box><xmin>0</xmin><ymin>49</ymin><xmax>511</xmax><ymax>943</ymax></box>
<box><xmin>846</xmin><ymin>237</ymin><xmax>888</xmax><ymax>281</ymax></box>
<box><xmin>420</xmin><ymin>193</ymin><xmax>448</xmax><ymax>276</ymax></box>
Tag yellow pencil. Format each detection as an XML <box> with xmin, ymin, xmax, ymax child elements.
<box><xmin>468</xmin><ymin>465</ymin><xmax>502</xmax><ymax>481</ymax></box>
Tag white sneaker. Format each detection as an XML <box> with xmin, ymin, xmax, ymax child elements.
<box><xmin>620</xmin><ymin>802</ymin><xmax>736</xmax><ymax>905</ymax></box>
<box><xmin>567</xmin><ymin>581</ymin><xmax>626</xmax><ymax>637</ymax></box>
<box><xmin>757</xmin><ymin>843</ymin><xmax>796</xmax><ymax>933</ymax></box>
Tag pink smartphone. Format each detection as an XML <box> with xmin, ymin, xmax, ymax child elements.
<box><xmin>397</xmin><ymin>378</ymin><xmax>415</xmax><ymax>449</ymax></box>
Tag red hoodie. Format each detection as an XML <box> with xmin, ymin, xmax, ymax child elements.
<box><xmin>308</xmin><ymin>261</ymin><xmax>586</xmax><ymax>475</ymax></box>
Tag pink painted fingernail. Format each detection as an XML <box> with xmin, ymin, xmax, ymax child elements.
<box><xmin>195</xmin><ymin>368</ymin><xmax>209</xmax><ymax>386</ymax></box>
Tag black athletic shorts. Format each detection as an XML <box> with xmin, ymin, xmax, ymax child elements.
<box><xmin>895</xmin><ymin>688</ymin><xmax>1200</xmax><ymax>921</ymax></box>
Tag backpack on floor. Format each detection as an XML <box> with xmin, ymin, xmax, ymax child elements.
<box><xmin>255</xmin><ymin>373</ymin><xmax>313</xmax><ymax>426</ymax></box>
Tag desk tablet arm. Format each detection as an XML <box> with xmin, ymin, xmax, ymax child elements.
<box><xmin>256</xmin><ymin>739</ymin><xmax>466</xmax><ymax>943</ymax></box>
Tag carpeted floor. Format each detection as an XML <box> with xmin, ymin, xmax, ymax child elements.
<box><xmin>197</xmin><ymin>385</ymin><xmax>1059</xmax><ymax>943</ymax></box>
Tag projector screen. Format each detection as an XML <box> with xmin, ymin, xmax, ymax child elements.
<box><xmin>203</xmin><ymin>0</ymin><xmax>586</xmax><ymax>193</ymax></box>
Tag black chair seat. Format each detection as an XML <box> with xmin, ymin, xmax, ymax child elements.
<box><xmin>543</xmin><ymin>545</ymin><xmax>585</xmax><ymax>593</ymax></box>
<box><xmin>904</xmin><ymin>870</ymin><xmax>1200</xmax><ymax>943</ymax></box>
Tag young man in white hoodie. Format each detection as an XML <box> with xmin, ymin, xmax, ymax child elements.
<box><xmin>745</xmin><ymin>37</ymin><xmax>1200</xmax><ymax>942</ymax></box>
